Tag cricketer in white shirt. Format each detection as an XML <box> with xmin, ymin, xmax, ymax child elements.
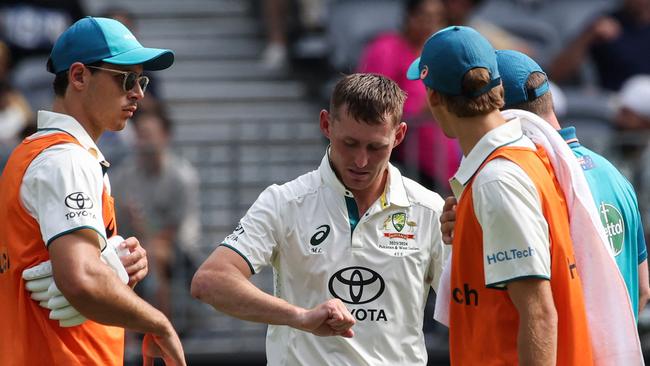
<box><xmin>222</xmin><ymin>150</ymin><xmax>447</xmax><ymax>366</ymax></box>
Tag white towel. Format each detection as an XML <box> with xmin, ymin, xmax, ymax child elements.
<box><xmin>434</xmin><ymin>109</ymin><xmax>643</xmax><ymax>365</ymax></box>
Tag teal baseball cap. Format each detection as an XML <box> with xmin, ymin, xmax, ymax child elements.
<box><xmin>406</xmin><ymin>26</ymin><xmax>500</xmax><ymax>97</ymax></box>
<box><xmin>496</xmin><ymin>50</ymin><xmax>549</xmax><ymax>108</ymax></box>
<box><xmin>47</xmin><ymin>16</ymin><xmax>174</xmax><ymax>74</ymax></box>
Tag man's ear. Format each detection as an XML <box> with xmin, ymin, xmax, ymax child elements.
<box><xmin>393</xmin><ymin>121</ymin><xmax>407</xmax><ymax>148</ymax></box>
<box><xmin>319</xmin><ymin>109</ymin><xmax>331</xmax><ymax>139</ymax></box>
<box><xmin>68</xmin><ymin>62</ymin><xmax>88</xmax><ymax>91</ymax></box>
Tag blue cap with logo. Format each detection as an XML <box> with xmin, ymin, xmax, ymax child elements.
<box><xmin>406</xmin><ymin>25</ymin><xmax>500</xmax><ymax>97</ymax></box>
<box><xmin>47</xmin><ymin>16</ymin><xmax>174</xmax><ymax>74</ymax></box>
<box><xmin>496</xmin><ymin>50</ymin><xmax>550</xmax><ymax>108</ymax></box>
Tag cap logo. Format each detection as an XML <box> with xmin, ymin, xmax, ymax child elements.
<box><xmin>419</xmin><ymin>66</ymin><xmax>428</xmax><ymax>80</ymax></box>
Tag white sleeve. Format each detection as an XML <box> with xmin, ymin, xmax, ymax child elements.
<box><xmin>426</xmin><ymin>197</ymin><xmax>448</xmax><ymax>293</ymax></box>
<box><xmin>221</xmin><ymin>185</ymin><xmax>283</xmax><ymax>274</ymax></box>
<box><xmin>473</xmin><ymin>159</ymin><xmax>551</xmax><ymax>288</ymax></box>
<box><xmin>21</xmin><ymin>144</ymin><xmax>107</xmax><ymax>248</ymax></box>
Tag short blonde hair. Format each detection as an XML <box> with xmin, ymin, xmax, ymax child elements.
<box><xmin>330</xmin><ymin>73</ymin><xmax>406</xmax><ymax>126</ymax></box>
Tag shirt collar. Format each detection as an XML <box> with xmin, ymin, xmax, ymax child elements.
<box><xmin>36</xmin><ymin>110</ymin><xmax>106</xmax><ymax>163</ymax></box>
<box><xmin>319</xmin><ymin>148</ymin><xmax>410</xmax><ymax>208</ymax></box>
<box><xmin>558</xmin><ymin>126</ymin><xmax>581</xmax><ymax>147</ymax></box>
<box><xmin>450</xmin><ymin>116</ymin><xmax>524</xmax><ymax>196</ymax></box>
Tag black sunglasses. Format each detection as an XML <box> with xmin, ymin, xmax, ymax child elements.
<box><xmin>86</xmin><ymin>65</ymin><xmax>150</xmax><ymax>93</ymax></box>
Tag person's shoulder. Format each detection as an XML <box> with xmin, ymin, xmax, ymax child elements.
<box><xmin>579</xmin><ymin>146</ymin><xmax>635</xmax><ymax>188</ymax></box>
<box><xmin>29</xmin><ymin>142</ymin><xmax>97</xmax><ymax>173</ymax></box>
<box><xmin>262</xmin><ymin>168</ymin><xmax>322</xmax><ymax>204</ymax></box>
<box><xmin>401</xmin><ymin>176</ymin><xmax>444</xmax><ymax>212</ymax></box>
<box><xmin>473</xmin><ymin>157</ymin><xmax>537</xmax><ymax>196</ymax></box>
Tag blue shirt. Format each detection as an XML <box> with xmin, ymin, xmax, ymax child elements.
<box><xmin>560</xmin><ymin>126</ymin><xmax>647</xmax><ymax>320</ymax></box>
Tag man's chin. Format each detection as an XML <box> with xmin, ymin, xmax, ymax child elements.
<box><xmin>343</xmin><ymin>177</ymin><xmax>371</xmax><ymax>192</ymax></box>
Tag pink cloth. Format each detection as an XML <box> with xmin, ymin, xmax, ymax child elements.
<box><xmin>358</xmin><ymin>33</ymin><xmax>461</xmax><ymax>186</ymax></box>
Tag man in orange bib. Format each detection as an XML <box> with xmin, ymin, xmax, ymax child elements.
<box><xmin>406</xmin><ymin>26</ymin><xmax>593</xmax><ymax>365</ymax></box>
<box><xmin>0</xmin><ymin>17</ymin><xmax>185</xmax><ymax>365</ymax></box>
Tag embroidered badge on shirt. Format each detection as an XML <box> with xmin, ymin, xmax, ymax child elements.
<box><xmin>378</xmin><ymin>212</ymin><xmax>419</xmax><ymax>257</ymax></box>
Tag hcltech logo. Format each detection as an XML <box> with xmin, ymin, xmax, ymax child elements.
<box><xmin>329</xmin><ymin>266</ymin><xmax>387</xmax><ymax>321</ymax></box>
<box><xmin>599</xmin><ymin>203</ymin><xmax>625</xmax><ymax>256</ymax></box>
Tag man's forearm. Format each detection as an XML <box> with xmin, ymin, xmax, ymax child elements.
<box><xmin>55</xmin><ymin>259</ymin><xmax>172</xmax><ymax>335</ymax></box>
<box><xmin>192</xmin><ymin>266</ymin><xmax>304</xmax><ymax>328</ymax></box>
<box><xmin>49</xmin><ymin>232</ymin><xmax>172</xmax><ymax>336</ymax></box>
<box><xmin>517</xmin><ymin>309</ymin><xmax>558</xmax><ymax>365</ymax></box>
<box><xmin>508</xmin><ymin>279</ymin><xmax>558</xmax><ymax>366</ymax></box>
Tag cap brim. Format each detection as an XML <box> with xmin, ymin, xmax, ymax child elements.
<box><xmin>103</xmin><ymin>47</ymin><xmax>174</xmax><ymax>71</ymax></box>
<box><xmin>406</xmin><ymin>57</ymin><xmax>421</xmax><ymax>80</ymax></box>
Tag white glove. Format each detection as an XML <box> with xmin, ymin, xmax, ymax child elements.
<box><xmin>22</xmin><ymin>260</ymin><xmax>85</xmax><ymax>327</ymax></box>
<box><xmin>103</xmin><ymin>235</ymin><xmax>129</xmax><ymax>285</ymax></box>
<box><xmin>21</xmin><ymin>236</ymin><xmax>130</xmax><ymax>327</ymax></box>
<box><xmin>22</xmin><ymin>260</ymin><xmax>54</xmax><ymax>307</ymax></box>
<box><xmin>46</xmin><ymin>280</ymin><xmax>86</xmax><ymax>327</ymax></box>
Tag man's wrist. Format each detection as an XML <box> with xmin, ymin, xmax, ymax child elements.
<box><xmin>286</xmin><ymin>305</ymin><xmax>307</xmax><ymax>330</ymax></box>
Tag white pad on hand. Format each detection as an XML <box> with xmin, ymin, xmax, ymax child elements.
<box><xmin>46</xmin><ymin>281</ymin><xmax>87</xmax><ymax>327</ymax></box>
<box><xmin>59</xmin><ymin>314</ymin><xmax>86</xmax><ymax>327</ymax></box>
<box><xmin>47</xmin><ymin>295</ymin><xmax>70</xmax><ymax>310</ymax></box>
<box><xmin>22</xmin><ymin>260</ymin><xmax>52</xmax><ymax>280</ymax></box>
<box><xmin>50</xmin><ymin>305</ymin><xmax>80</xmax><ymax>320</ymax></box>
<box><xmin>22</xmin><ymin>260</ymin><xmax>54</xmax><ymax>309</ymax></box>
<box><xmin>102</xmin><ymin>235</ymin><xmax>129</xmax><ymax>284</ymax></box>
<box><xmin>30</xmin><ymin>289</ymin><xmax>52</xmax><ymax>302</ymax></box>
<box><xmin>108</xmin><ymin>235</ymin><xmax>130</xmax><ymax>257</ymax></box>
<box><xmin>25</xmin><ymin>276</ymin><xmax>53</xmax><ymax>292</ymax></box>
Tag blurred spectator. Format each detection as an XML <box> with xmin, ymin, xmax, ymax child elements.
<box><xmin>442</xmin><ymin>0</ymin><xmax>534</xmax><ymax>55</ymax></box>
<box><xmin>0</xmin><ymin>0</ymin><xmax>85</xmax><ymax>111</ymax></box>
<box><xmin>111</xmin><ymin>110</ymin><xmax>201</xmax><ymax>319</ymax></box>
<box><xmin>610</xmin><ymin>75</ymin><xmax>650</xmax><ymax>181</ymax></box>
<box><xmin>261</xmin><ymin>0</ymin><xmax>289</xmax><ymax>70</ymax></box>
<box><xmin>615</xmin><ymin>75</ymin><xmax>650</xmax><ymax>132</ymax></box>
<box><xmin>358</xmin><ymin>0</ymin><xmax>460</xmax><ymax>192</ymax></box>
<box><xmin>0</xmin><ymin>41</ymin><xmax>33</xmax><ymax>170</ymax></box>
<box><xmin>0</xmin><ymin>0</ymin><xmax>84</xmax><ymax>66</ymax></box>
<box><xmin>261</xmin><ymin>0</ymin><xmax>327</xmax><ymax>70</ymax></box>
<box><xmin>548</xmin><ymin>0</ymin><xmax>650</xmax><ymax>91</ymax></box>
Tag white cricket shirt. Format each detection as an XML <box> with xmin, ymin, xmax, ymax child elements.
<box><xmin>20</xmin><ymin>111</ymin><xmax>110</xmax><ymax>250</ymax></box>
<box><xmin>449</xmin><ymin>117</ymin><xmax>551</xmax><ymax>288</ymax></box>
<box><xmin>222</xmin><ymin>151</ymin><xmax>446</xmax><ymax>366</ymax></box>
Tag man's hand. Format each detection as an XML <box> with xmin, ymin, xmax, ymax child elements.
<box><xmin>116</xmin><ymin>236</ymin><xmax>148</xmax><ymax>287</ymax></box>
<box><xmin>142</xmin><ymin>325</ymin><xmax>186</xmax><ymax>366</ymax></box>
<box><xmin>440</xmin><ymin>196</ymin><xmax>457</xmax><ymax>245</ymax></box>
<box><xmin>294</xmin><ymin>299</ymin><xmax>355</xmax><ymax>338</ymax></box>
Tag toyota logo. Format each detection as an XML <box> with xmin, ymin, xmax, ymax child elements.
<box><xmin>65</xmin><ymin>192</ymin><xmax>93</xmax><ymax>210</ymax></box>
<box><xmin>328</xmin><ymin>266</ymin><xmax>385</xmax><ymax>304</ymax></box>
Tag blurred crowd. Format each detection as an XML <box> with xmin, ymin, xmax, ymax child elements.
<box><xmin>1</xmin><ymin>0</ymin><xmax>650</xmax><ymax>347</ymax></box>
<box><xmin>261</xmin><ymin>0</ymin><xmax>650</xmax><ymax>240</ymax></box>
